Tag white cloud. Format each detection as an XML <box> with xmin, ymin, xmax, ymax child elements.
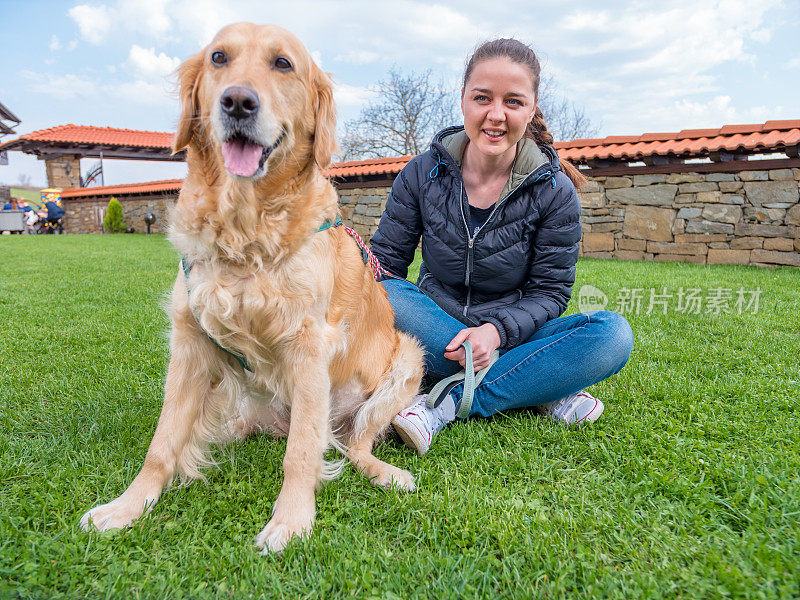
<box><xmin>542</xmin><ymin>0</ymin><xmax>784</xmax><ymax>136</ymax></box>
<box><xmin>333</xmin><ymin>82</ymin><xmax>376</xmax><ymax>108</ymax></box>
<box><xmin>750</xmin><ymin>28</ymin><xmax>772</xmax><ymax>44</ymax></box>
<box><xmin>602</xmin><ymin>94</ymin><xmax>780</xmax><ymax>135</ymax></box>
<box><xmin>49</xmin><ymin>35</ymin><xmax>61</xmax><ymax>52</ymax></box>
<box><xmin>21</xmin><ymin>65</ymin><xmax>173</xmax><ymax>107</ymax></box>
<box><xmin>670</xmin><ymin>96</ymin><xmax>773</xmax><ymax>127</ymax></box>
<box><xmin>561</xmin><ymin>10</ymin><xmax>611</xmax><ymax>31</ymax></box>
<box><xmin>118</xmin><ymin>0</ymin><xmax>172</xmax><ymax>37</ymax></box>
<box><xmin>112</xmin><ymin>80</ymin><xmax>174</xmax><ymax>106</ymax></box>
<box><xmin>402</xmin><ymin>4</ymin><xmax>477</xmax><ymax>44</ymax></box>
<box><xmin>67</xmin><ymin>40</ymin><xmax>79</xmax><ymax>51</ymax></box>
<box><xmin>127</xmin><ymin>45</ymin><xmax>180</xmax><ymax>80</ymax></box>
<box><xmin>334</xmin><ymin>50</ymin><xmax>381</xmax><ymax>65</ymax></box>
<box><xmin>786</xmin><ymin>57</ymin><xmax>800</xmax><ymax>69</ymax></box>
<box><xmin>21</xmin><ymin>70</ymin><xmax>98</xmax><ymax>99</ymax></box>
<box><xmin>68</xmin><ymin>4</ymin><xmax>113</xmax><ymax>44</ymax></box>
<box><xmin>118</xmin><ymin>46</ymin><xmax>179</xmax><ymax>107</ymax></box>
<box><xmin>169</xmin><ymin>0</ymin><xmax>240</xmax><ymax>45</ymax></box>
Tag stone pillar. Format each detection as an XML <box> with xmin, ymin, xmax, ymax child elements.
<box><xmin>44</xmin><ymin>154</ymin><xmax>81</xmax><ymax>188</ymax></box>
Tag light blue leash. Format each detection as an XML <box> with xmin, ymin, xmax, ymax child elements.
<box><xmin>425</xmin><ymin>341</ymin><xmax>499</xmax><ymax>419</ymax></box>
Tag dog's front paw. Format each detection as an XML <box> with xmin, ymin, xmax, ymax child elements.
<box><xmin>254</xmin><ymin>514</ymin><xmax>314</xmax><ymax>554</ymax></box>
<box><xmin>79</xmin><ymin>496</ymin><xmax>154</xmax><ymax>532</ymax></box>
<box><xmin>373</xmin><ymin>465</ymin><xmax>416</xmax><ymax>492</ymax></box>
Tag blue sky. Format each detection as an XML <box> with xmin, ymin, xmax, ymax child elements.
<box><xmin>1</xmin><ymin>0</ymin><xmax>798</xmax><ymax>187</ymax></box>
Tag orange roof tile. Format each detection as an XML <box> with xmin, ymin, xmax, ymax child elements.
<box><xmin>324</xmin><ymin>155</ymin><xmax>414</xmax><ymax>178</ymax></box>
<box><xmin>1</xmin><ymin>124</ymin><xmax>174</xmax><ymax>150</ymax></box>
<box><xmin>61</xmin><ymin>179</ymin><xmax>183</xmax><ymax>198</ymax></box>
<box><xmin>554</xmin><ymin>119</ymin><xmax>800</xmax><ymax>164</ymax></box>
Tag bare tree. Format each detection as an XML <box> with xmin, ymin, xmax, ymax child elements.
<box><xmin>17</xmin><ymin>173</ymin><xmax>31</xmax><ymax>187</ymax></box>
<box><xmin>340</xmin><ymin>68</ymin><xmax>458</xmax><ymax>160</ymax></box>
<box><xmin>538</xmin><ymin>76</ymin><xmax>600</xmax><ymax>142</ymax></box>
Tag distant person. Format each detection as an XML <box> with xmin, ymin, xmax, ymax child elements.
<box><xmin>25</xmin><ymin>207</ymin><xmax>39</xmax><ymax>234</ymax></box>
<box><xmin>2</xmin><ymin>198</ymin><xmax>23</xmax><ymax>234</ymax></box>
<box><xmin>37</xmin><ymin>200</ymin><xmax>66</xmax><ymax>234</ymax></box>
<box><xmin>45</xmin><ymin>200</ymin><xmax>65</xmax><ymax>222</ymax></box>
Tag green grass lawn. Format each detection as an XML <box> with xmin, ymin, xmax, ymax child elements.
<box><xmin>1</xmin><ymin>234</ymin><xmax>799</xmax><ymax>599</ymax></box>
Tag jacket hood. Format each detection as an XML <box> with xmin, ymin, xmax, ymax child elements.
<box><xmin>432</xmin><ymin>125</ymin><xmax>560</xmax><ymax>198</ymax></box>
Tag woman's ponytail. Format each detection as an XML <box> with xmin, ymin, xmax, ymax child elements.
<box><xmin>527</xmin><ymin>107</ymin><xmax>586</xmax><ymax>191</ymax></box>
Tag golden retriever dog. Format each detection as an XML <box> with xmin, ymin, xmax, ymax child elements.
<box><xmin>80</xmin><ymin>22</ymin><xmax>423</xmax><ymax>554</ymax></box>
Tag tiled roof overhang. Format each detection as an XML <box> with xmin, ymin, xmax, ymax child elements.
<box><xmin>0</xmin><ymin>124</ymin><xmax>183</xmax><ymax>161</ymax></box>
<box><xmin>554</xmin><ymin>120</ymin><xmax>800</xmax><ymax>165</ymax></box>
<box><xmin>26</xmin><ymin>119</ymin><xmax>800</xmax><ymax>189</ymax></box>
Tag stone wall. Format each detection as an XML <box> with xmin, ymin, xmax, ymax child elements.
<box><xmin>45</xmin><ymin>155</ymin><xmax>81</xmax><ymax>189</ymax></box>
<box><xmin>59</xmin><ymin>164</ymin><xmax>800</xmax><ymax>268</ymax></box>
<box><xmin>64</xmin><ymin>187</ymin><xmax>390</xmax><ymax>237</ymax></box>
<box><xmin>62</xmin><ymin>194</ymin><xmax>174</xmax><ymax>234</ymax></box>
<box><xmin>579</xmin><ymin>167</ymin><xmax>800</xmax><ymax>267</ymax></box>
<box><xmin>338</xmin><ymin>186</ymin><xmax>390</xmax><ymax>241</ymax></box>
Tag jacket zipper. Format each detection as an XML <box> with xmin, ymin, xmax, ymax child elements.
<box><xmin>458</xmin><ymin>183</ymin><xmax>474</xmax><ymax>317</ymax></box>
<box><xmin>458</xmin><ymin>169</ymin><xmax>553</xmax><ymax>319</ymax></box>
<box><xmin>473</xmin><ymin>169</ymin><xmax>554</xmax><ymax>241</ymax></box>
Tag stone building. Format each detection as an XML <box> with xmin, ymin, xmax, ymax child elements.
<box><xmin>0</xmin><ymin>124</ymin><xmax>183</xmax><ymax>189</ymax></box>
<box><xmin>2</xmin><ymin>121</ymin><xmax>798</xmax><ymax>267</ymax></box>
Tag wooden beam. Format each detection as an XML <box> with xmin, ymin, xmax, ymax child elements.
<box><xmin>585</xmin><ymin>158</ymin><xmax>628</xmax><ymax>168</ymax></box>
<box><xmin>62</xmin><ymin>191</ymin><xmax>179</xmax><ymax>203</ymax></box>
<box><xmin>710</xmin><ymin>151</ymin><xmax>749</xmax><ymax>162</ymax></box>
<box><xmin>333</xmin><ymin>176</ymin><xmax>396</xmax><ymax>190</ymax></box>
<box><xmin>641</xmin><ymin>155</ymin><xmax>685</xmax><ymax>166</ymax></box>
<box><xmin>33</xmin><ymin>147</ymin><xmax>184</xmax><ymax>161</ymax></box>
<box><xmin>584</xmin><ymin>157</ymin><xmax>800</xmax><ymax>177</ymax></box>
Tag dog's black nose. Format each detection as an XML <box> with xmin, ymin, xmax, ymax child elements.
<box><xmin>220</xmin><ymin>86</ymin><xmax>260</xmax><ymax>120</ymax></box>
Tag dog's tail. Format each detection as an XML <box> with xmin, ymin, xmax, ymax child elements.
<box><xmin>320</xmin><ymin>434</ymin><xmax>348</xmax><ymax>482</ymax></box>
<box><xmin>351</xmin><ymin>332</ymin><xmax>424</xmax><ymax>445</ymax></box>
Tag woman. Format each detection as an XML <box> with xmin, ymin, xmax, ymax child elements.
<box><xmin>369</xmin><ymin>39</ymin><xmax>634</xmax><ymax>455</ymax></box>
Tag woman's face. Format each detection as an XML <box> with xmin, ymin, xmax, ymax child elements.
<box><xmin>461</xmin><ymin>57</ymin><xmax>537</xmax><ymax>160</ymax></box>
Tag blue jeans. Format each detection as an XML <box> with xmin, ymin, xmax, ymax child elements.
<box><xmin>382</xmin><ymin>278</ymin><xmax>634</xmax><ymax>418</ymax></box>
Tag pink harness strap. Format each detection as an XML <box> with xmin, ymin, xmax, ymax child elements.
<box><xmin>343</xmin><ymin>225</ymin><xmax>388</xmax><ymax>280</ymax></box>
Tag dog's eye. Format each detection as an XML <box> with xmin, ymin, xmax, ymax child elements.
<box><xmin>211</xmin><ymin>51</ymin><xmax>228</xmax><ymax>66</ymax></box>
<box><xmin>273</xmin><ymin>57</ymin><xmax>293</xmax><ymax>71</ymax></box>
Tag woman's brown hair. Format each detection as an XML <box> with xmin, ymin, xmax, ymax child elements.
<box><xmin>463</xmin><ymin>39</ymin><xmax>586</xmax><ymax>191</ymax></box>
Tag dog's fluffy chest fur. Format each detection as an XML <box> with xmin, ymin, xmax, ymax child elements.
<box><xmin>184</xmin><ymin>237</ymin><xmax>335</xmax><ymax>363</ymax></box>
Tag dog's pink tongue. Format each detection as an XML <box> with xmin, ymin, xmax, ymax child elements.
<box><xmin>222</xmin><ymin>139</ymin><xmax>263</xmax><ymax>177</ymax></box>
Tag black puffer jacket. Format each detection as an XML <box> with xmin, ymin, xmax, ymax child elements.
<box><xmin>370</xmin><ymin>126</ymin><xmax>581</xmax><ymax>350</ymax></box>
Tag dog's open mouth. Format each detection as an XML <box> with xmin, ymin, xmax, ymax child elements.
<box><xmin>221</xmin><ymin>132</ymin><xmax>284</xmax><ymax>178</ymax></box>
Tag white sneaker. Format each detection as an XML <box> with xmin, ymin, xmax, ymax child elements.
<box><xmin>539</xmin><ymin>390</ymin><xmax>604</xmax><ymax>425</ymax></box>
<box><xmin>392</xmin><ymin>394</ymin><xmax>456</xmax><ymax>456</ymax></box>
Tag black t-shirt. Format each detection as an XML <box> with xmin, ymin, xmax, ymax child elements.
<box><xmin>468</xmin><ymin>204</ymin><xmax>495</xmax><ymax>236</ymax></box>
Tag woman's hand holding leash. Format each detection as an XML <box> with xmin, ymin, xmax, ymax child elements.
<box><xmin>445</xmin><ymin>324</ymin><xmax>501</xmax><ymax>371</ymax></box>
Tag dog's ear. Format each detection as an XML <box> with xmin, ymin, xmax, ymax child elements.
<box><xmin>173</xmin><ymin>51</ymin><xmax>205</xmax><ymax>153</ymax></box>
<box><xmin>312</xmin><ymin>67</ymin><xmax>338</xmax><ymax>169</ymax></box>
